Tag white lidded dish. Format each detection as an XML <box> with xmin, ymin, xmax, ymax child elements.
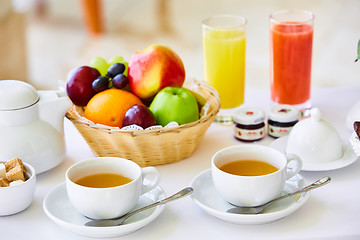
<box><xmin>286</xmin><ymin>108</ymin><xmax>343</xmax><ymax>163</ymax></box>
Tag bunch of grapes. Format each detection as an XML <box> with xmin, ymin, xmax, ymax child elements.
<box><xmin>90</xmin><ymin>56</ymin><xmax>130</xmax><ymax>93</ymax></box>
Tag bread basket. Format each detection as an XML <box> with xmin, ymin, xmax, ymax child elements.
<box><xmin>65</xmin><ymin>78</ymin><xmax>220</xmax><ymax>167</ymax></box>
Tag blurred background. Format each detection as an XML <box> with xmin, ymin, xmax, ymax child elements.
<box><xmin>1</xmin><ymin>0</ymin><xmax>359</xmax><ymax>91</ymax></box>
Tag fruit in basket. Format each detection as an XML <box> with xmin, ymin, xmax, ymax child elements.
<box><xmin>354</xmin><ymin>121</ymin><xmax>360</xmax><ymax>138</ymax></box>
<box><xmin>92</xmin><ymin>76</ymin><xmax>110</xmax><ymax>92</ymax></box>
<box><xmin>149</xmin><ymin>87</ymin><xmax>199</xmax><ymax>126</ymax></box>
<box><xmin>90</xmin><ymin>56</ymin><xmax>109</xmax><ymax>76</ymax></box>
<box><xmin>112</xmin><ymin>74</ymin><xmax>129</xmax><ymax>89</ymax></box>
<box><xmin>88</xmin><ymin>58</ymin><xmax>130</xmax><ymax>94</ymax></box>
<box><xmin>188</xmin><ymin>89</ymin><xmax>207</xmax><ymax>112</ymax></box>
<box><xmin>107</xmin><ymin>62</ymin><xmax>129</xmax><ymax>89</ymax></box>
<box><xmin>123</xmin><ymin>104</ymin><xmax>157</xmax><ymax>129</ymax></box>
<box><xmin>91</xmin><ymin>56</ymin><xmax>129</xmax><ymax>77</ymax></box>
<box><xmin>108</xmin><ymin>56</ymin><xmax>128</xmax><ymax>75</ymax></box>
<box><xmin>108</xmin><ymin>56</ymin><xmax>124</xmax><ymax>65</ymax></box>
<box><xmin>83</xmin><ymin>88</ymin><xmax>142</xmax><ymax>127</ymax></box>
<box><xmin>128</xmin><ymin>44</ymin><xmax>186</xmax><ymax>100</ymax></box>
<box><xmin>107</xmin><ymin>63</ymin><xmax>126</xmax><ymax>78</ymax></box>
<box><xmin>66</xmin><ymin>66</ymin><xmax>101</xmax><ymax>106</ymax></box>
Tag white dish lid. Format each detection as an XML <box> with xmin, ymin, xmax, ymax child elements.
<box><xmin>285</xmin><ymin>108</ymin><xmax>343</xmax><ymax>163</ymax></box>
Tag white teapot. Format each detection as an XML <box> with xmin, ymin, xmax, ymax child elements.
<box><xmin>0</xmin><ymin>80</ymin><xmax>71</xmax><ymax>174</ymax></box>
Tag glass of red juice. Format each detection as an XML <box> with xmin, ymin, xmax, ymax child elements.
<box><xmin>270</xmin><ymin>9</ymin><xmax>314</xmax><ymax>108</ymax></box>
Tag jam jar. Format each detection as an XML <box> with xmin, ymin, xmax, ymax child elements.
<box><xmin>233</xmin><ymin>107</ymin><xmax>266</xmax><ymax>142</ymax></box>
<box><xmin>268</xmin><ymin>104</ymin><xmax>300</xmax><ymax>138</ymax></box>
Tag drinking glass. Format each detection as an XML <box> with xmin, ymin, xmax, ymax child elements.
<box><xmin>202</xmin><ymin>15</ymin><xmax>247</xmax><ymax>124</ymax></box>
<box><xmin>270</xmin><ymin>9</ymin><xmax>314</xmax><ymax>109</ymax></box>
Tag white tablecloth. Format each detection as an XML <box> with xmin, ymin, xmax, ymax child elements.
<box><xmin>1</xmin><ymin>86</ymin><xmax>360</xmax><ymax>240</ymax></box>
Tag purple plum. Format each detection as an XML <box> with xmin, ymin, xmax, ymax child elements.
<box><xmin>123</xmin><ymin>104</ymin><xmax>157</xmax><ymax>129</ymax></box>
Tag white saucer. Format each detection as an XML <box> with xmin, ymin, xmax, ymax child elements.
<box><xmin>190</xmin><ymin>169</ymin><xmax>310</xmax><ymax>225</ymax></box>
<box><xmin>270</xmin><ymin>135</ymin><xmax>358</xmax><ymax>171</ymax></box>
<box><xmin>43</xmin><ymin>182</ymin><xmax>165</xmax><ymax>238</ymax></box>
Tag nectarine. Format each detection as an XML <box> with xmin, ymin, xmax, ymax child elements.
<box><xmin>128</xmin><ymin>44</ymin><xmax>186</xmax><ymax>100</ymax></box>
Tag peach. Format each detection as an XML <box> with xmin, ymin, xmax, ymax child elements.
<box><xmin>128</xmin><ymin>44</ymin><xmax>186</xmax><ymax>100</ymax></box>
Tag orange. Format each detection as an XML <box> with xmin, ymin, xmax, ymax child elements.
<box><xmin>84</xmin><ymin>88</ymin><xmax>142</xmax><ymax>127</ymax></box>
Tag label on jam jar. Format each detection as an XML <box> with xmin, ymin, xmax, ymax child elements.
<box><xmin>234</xmin><ymin>125</ymin><xmax>265</xmax><ymax>141</ymax></box>
<box><xmin>268</xmin><ymin>104</ymin><xmax>300</xmax><ymax>138</ymax></box>
<box><xmin>233</xmin><ymin>107</ymin><xmax>266</xmax><ymax>142</ymax></box>
<box><xmin>268</xmin><ymin>125</ymin><xmax>293</xmax><ymax>138</ymax></box>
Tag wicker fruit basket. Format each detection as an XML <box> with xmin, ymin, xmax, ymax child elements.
<box><xmin>65</xmin><ymin>78</ymin><xmax>220</xmax><ymax>167</ymax></box>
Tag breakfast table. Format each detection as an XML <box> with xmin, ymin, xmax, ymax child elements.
<box><xmin>1</xmin><ymin>85</ymin><xmax>360</xmax><ymax>240</ymax></box>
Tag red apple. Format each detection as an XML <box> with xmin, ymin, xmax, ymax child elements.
<box><xmin>128</xmin><ymin>44</ymin><xmax>186</xmax><ymax>100</ymax></box>
<box><xmin>66</xmin><ymin>66</ymin><xmax>100</xmax><ymax>106</ymax></box>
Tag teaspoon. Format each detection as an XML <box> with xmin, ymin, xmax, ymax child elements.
<box><xmin>85</xmin><ymin>187</ymin><xmax>193</xmax><ymax>227</ymax></box>
<box><xmin>227</xmin><ymin>176</ymin><xmax>331</xmax><ymax>215</ymax></box>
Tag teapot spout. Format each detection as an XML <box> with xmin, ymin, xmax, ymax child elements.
<box><xmin>37</xmin><ymin>90</ymin><xmax>72</xmax><ymax>134</ymax></box>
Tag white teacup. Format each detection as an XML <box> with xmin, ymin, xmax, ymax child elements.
<box><xmin>212</xmin><ymin>145</ymin><xmax>302</xmax><ymax>206</ymax></box>
<box><xmin>66</xmin><ymin>157</ymin><xmax>160</xmax><ymax>219</ymax></box>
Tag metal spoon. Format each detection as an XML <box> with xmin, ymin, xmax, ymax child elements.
<box><xmin>227</xmin><ymin>176</ymin><xmax>331</xmax><ymax>215</ymax></box>
<box><xmin>85</xmin><ymin>187</ymin><xmax>193</xmax><ymax>227</ymax></box>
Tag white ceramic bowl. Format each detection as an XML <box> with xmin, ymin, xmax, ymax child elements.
<box><xmin>286</xmin><ymin>108</ymin><xmax>343</xmax><ymax>163</ymax></box>
<box><xmin>0</xmin><ymin>162</ymin><xmax>36</xmax><ymax>216</ymax></box>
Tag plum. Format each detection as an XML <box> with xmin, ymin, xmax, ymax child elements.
<box><xmin>66</xmin><ymin>66</ymin><xmax>100</xmax><ymax>106</ymax></box>
<box><xmin>354</xmin><ymin>121</ymin><xmax>360</xmax><ymax>138</ymax></box>
<box><xmin>123</xmin><ymin>104</ymin><xmax>157</xmax><ymax>129</ymax></box>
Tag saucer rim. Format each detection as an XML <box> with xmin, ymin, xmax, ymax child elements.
<box><xmin>43</xmin><ymin>182</ymin><xmax>166</xmax><ymax>238</ymax></box>
<box><xmin>190</xmin><ymin>169</ymin><xmax>310</xmax><ymax>225</ymax></box>
<box><xmin>270</xmin><ymin>135</ymin><xmax>358</xmax><ymax>171</ymax></box>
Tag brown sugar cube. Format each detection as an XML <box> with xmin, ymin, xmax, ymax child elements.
<box><xmin>6</xmin><ymin>165</ymin><xmax>25</xmax><ymax>182</ymax></box>
<box><xmin>0</xmin><ymin>177</ymin><xmax>9</xmax><ymax>187</ymax></box>
<box><xmin>5</xmin><ymin>158</ymin><xmax>25</xmax><ymax>172</ymax></box>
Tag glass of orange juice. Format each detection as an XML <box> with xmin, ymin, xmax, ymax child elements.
<box><xmin>270</xmin><ymin>9</ymin><xmax>314</xmax><ymax>109</ymax></box>
<box><xmin>202</xmin><ymin>15</ymin><xmax>247</xmax><ymax>124</ymax></box>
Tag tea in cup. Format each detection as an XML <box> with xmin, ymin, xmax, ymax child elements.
<box><xmin>66</xmin><ymin>157</ymin><xmax>160</xmax><ymax>219</ymax></box>
<box><xmin>211</xmin><ymin>145</ymin><xmax>302</xmax><ymax>206</ymax></box>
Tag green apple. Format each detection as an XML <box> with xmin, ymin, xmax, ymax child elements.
<box><xmin>149</xmin><ymin>87</ymin><xmax>199</xmax><ymax>126</ymax></box>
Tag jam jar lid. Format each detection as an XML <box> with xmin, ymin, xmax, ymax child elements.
<box><xmin>268</xmin><ymin>104</ymin><xmax>300</xmax><ymax>123</ymax></box>
<box><xmin>233</xmin><ymin>107</ymin><xmax>265</xmax><ymax>125</ymax></box>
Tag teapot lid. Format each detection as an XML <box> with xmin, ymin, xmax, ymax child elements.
<box><xmin>0</xmin><ymin>80</ymin><xmax>39</xmax><ymax>110</ymax></box>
